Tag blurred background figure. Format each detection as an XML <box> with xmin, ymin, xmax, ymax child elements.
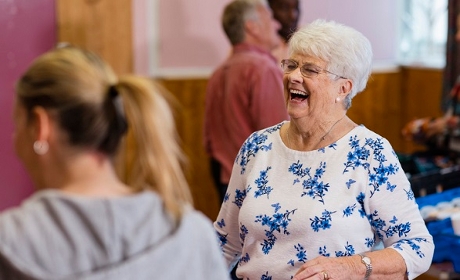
<box><xmin>204</xmin><ymin>0</ymin><xmax>289</xmax><ymax>205</ymax></box>
<box><xmin>268</xmin><ymin>0</ymin><xmax>300</xmax><ymax>62</ymax></box>
<box><xmin>401</xmin><ymin>12</ymin><xmax>460</xmax><ymax>169</ymax></box>
<box><xmin>0</xmin><ymin>45</ymin><xmax>229</xmax><ymax>280</ymax></box>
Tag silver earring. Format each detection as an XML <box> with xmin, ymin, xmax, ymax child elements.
<box><xmin>33</xmin><ymin>140</ymin><xmax>49</xmax><ymax>155</ymax></box>
<box><xmin>336</xmin><ymin>97</ymin><xmax>341</xmax><ymax>102</ymax></box>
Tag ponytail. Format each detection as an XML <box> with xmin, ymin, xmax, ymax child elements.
<box><xmin>115</xmin><ymin>76</ymin><xmax>193</xmax><ymax>222</ymax></box>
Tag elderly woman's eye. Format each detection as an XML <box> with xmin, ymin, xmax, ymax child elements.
<box><xmin>303</xmin><ymin>67</ymin><xmax>319</xmax><ymax>74</ymax></box>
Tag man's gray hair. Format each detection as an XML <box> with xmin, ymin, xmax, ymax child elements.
<box><xmin>222</xmin><ymin>0</ymin><xmax>268</xmax><ymax>45</ymax></box>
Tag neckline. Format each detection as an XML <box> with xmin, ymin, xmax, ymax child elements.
<box><xmin>286</xmin><ymin>115</ymin><xmax>347</xmax><ymax>150</ymax></box>
<box><xmin>279</xmin><ymin>121</ymin><xmax>363</xmax><ymax>154</ymax></box>
<box><xmin>35</xmin><ymin>188</ymin><xmax>153</xmax><ymax>201</ymax></box>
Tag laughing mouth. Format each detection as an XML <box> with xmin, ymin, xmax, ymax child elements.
<box><xmin>290</xmin><ymin>89</ymin><xmax>309</xmax><ymax>101</ymax></box>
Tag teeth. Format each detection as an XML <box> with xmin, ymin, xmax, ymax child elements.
<box><xmin>290</xmin><ymin>89</ymin><xmax>307</xmax><ymax>96</ymax></box>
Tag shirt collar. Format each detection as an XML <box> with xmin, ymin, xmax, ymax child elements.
<box><xmin>232</xmin><ymin>43</ymin><xmax>277</xmax><ymax>63</ymax></box>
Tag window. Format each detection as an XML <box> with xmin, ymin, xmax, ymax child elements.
<box><xmin>399</xmin><ymin>0</ymin><xmax>448</xmax><ymax>67</ymax></box>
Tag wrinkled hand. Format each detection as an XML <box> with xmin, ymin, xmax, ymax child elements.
<box><xmin>293</xmin><ymin>256</ymin><xmax>359</xmax><ymax>280</ymax></box>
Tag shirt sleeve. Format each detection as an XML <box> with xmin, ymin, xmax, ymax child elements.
<box><xmin>213</xmin><ymin>144</ymin><xmax>249</xmax><ymax>269</ymax></box>
<box><xmin>365</xmin><ymin>139</ymin><xmax>434</xmax><ymax>279</ymax></box>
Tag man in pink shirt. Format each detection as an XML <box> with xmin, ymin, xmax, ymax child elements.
<box><xmin>204</xmin><ymin>0</ymin><xmax>289</xmax><ymax>204</ymax></box>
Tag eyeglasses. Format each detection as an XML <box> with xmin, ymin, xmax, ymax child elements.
<box><xmin>280</xmin><ymin>59</ymin><xmax>347</xmax><ymax>79</ymax></box>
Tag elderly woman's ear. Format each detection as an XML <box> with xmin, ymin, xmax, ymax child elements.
<box><xmin>340</xmin><ymin>79</ymin><xmax>353</xmax><ymax>96</ymax></box>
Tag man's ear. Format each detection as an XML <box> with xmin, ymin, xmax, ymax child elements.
<box><xmin>245</xmin><ymin>19</ymin><xmax>260</xmax><ymax>39</ymax></box>
<box><xmin>31</xmin><ymin>106</ymin><xmax>51</xmax><ymax>142</ymax></box>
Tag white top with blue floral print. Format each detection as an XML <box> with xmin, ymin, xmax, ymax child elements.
<box><xmin>214</xmin><ymin>122</ymin><xmax>434</xmax><ymax>280</ymax></box>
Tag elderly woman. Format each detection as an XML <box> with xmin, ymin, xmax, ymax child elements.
<box><xmin>1</xmin><ymin>46</ymin><xmax>228</xmax><ymax>279</ymax></box>
<box><xmin>214</xmin><ymin>20</ymin><xmax>434</xmax><ymax>280</ymax></box>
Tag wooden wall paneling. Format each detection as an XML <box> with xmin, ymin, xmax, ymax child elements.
<box><xmin>158</xmin><ymin>78</ymin><xmax>221</xmax><ymax>220</ymax></box>
<box><xmin>400</xmin><ymin>67</ymin><xmax>444</xmax><ymax>154</ymax></box>
<box><xmin>56</xmin><ymin>0</ymin><xmax>133</xmax><ymax>75</ymax></box>
<box><xmin>348</xmin><ymin>71</ymin><xmax>404</xmax><ymax>152</ymax></box>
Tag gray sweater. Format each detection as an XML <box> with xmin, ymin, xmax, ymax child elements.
<box><xmin>0</xmin><ymin>190</ymin><xmax>229</xmax><ymax>280</ymax></box>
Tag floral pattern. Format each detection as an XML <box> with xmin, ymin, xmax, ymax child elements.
<box><xmin>214</xmin><ymin>123</ymin><xmax>433</xmax><ymax>280</ymax></box>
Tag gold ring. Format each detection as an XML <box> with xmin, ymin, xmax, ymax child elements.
<box><xmin>322</xmin><ymin>271</ymin><xmax>329</xmax><ymax>280</ymax></box>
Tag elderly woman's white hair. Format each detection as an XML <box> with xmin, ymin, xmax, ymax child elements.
<box><xmin>288</xmin><ymin>19</ymin><xmax>373</xmax><ymax>109</ymax></box>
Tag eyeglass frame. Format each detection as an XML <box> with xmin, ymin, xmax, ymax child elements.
<box><xmin>280</xmin><ymin>59</ymin><xmax>347</xmax><ymax>80</ymax></box>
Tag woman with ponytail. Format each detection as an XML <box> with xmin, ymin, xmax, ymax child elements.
<box><xmin>0</xmin><ymin>45</ymin><xmax>228</xmax><ymax>279</ymax></box>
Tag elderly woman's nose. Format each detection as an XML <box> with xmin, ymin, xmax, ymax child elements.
<box><xmin>287</xmin><ymin>67</ymin><xmax>303</xmax><ymax>82</ymax></box>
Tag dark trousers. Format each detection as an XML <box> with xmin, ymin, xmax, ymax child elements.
<box><xmin>210</xmin><ymin>158</ymin><xmax>229</xmax><ymax>203</ymax></box>
<box><xmin>210</xmin><ymin>159</ymin><xmax>240</xmax><ymax>280</ymax></box>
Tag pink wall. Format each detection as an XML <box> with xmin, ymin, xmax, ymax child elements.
<box><xmin>157</xmin><ymin>0</ymin><xmax>399</xmax><ymax>73</ymax></box>
<box><xmin>0</xmin><ymin>0</ymin><xmax>56</xmax><ymax>210</ymax></box>
<box><xmin>301</xmin><ymin>0</ymin><xmax>399</xmax><ymax>62</ymax></box>
<box><xmin>158</xmin><ymin>0</ymin><xmax>229</xmax><ymax>69</ymax></box>
<box><xmin>133</xmin><ymin>0</ymin><xmax>150</xmax><ymax>75</ymax></box>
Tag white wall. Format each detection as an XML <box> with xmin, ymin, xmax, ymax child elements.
<box><xmin>134</xmin><ymin>0</ymin><xmax>400</xmax><ymax>77</ymax></box>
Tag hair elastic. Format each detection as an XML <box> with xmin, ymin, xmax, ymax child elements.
<box><xmin>108</xmin><ymin>85</ymin><xmax>128</xmax><ymax>135</ymax></box>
